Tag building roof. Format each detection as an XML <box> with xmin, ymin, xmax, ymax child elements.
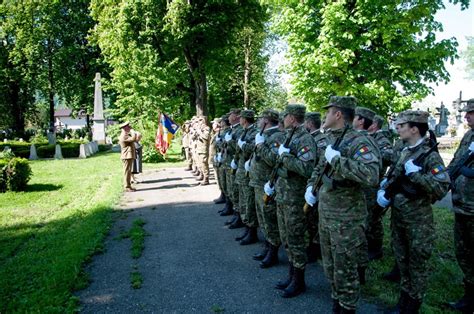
<box><xmin>54</xmin><ymin>109</ymin><xmax>87</xmax><ymax>118</ymax></box>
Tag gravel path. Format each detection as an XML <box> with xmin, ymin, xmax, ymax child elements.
<box><xmin>77</xmin><ymin>167</ymin><xmax>383</xmax><ymax>313</ymax></box>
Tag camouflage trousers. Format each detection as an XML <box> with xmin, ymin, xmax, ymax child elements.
<box><xmin>185</xmin><ymin>148</ymin><xmax>192</xmax><ymax>168</ymax></box>
<box><xmin>254</xmin><ymin>187</ymin><xmax>281</xmax><ymax>247</ymax></box>
<box><xmin>391</xmin><ymin>206</ymin><xmax>435</xmax><ymax>300</ymax></box>
<box><xmin>277</xmin><ymin>202</ymin><xmax>308</xmax><ymax>269</ymax></box>
<box><xmin>454</xmin><ymin>213</ymin><xmax>474</xmax><ymax>286</ymax></box>
<box><xmin>239</xmin><ymin>182</ymin><xmax>257</xmax><ymax>227</ymax></box>
<box><xmin>365</xmin><ymin>187</ymin><xmax>384</xmax><ymax>249</ymax></box>
<box><xmin>319</xmin><ymin>216</ymin><xmax>365</xmax><ymax>310</ymax></box>
<box><xmin>307</xmin><ymin>205</ymin><xmax>319</xmax><ymax>245</ymax></box>
<box><xmin>225</xmin><ymin>169</ymin><xmax>239</xmax><ymax>212</ymax></box>
<box><xmin>215</xmin><ymin>166</ymin><xmax>227</xmax><ymax>196</ymax></box>
<box><xmin>197</xmin><ymin>153</ymin><xmax>209</xmax><ymax>178</ymax></box>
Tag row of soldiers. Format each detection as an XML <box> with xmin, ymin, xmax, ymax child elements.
<box><xmin>206</xmin><ymin>96</ymin><xmax>473</xmax><ymax>314</ymax></box>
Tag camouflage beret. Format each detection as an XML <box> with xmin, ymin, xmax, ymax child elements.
<box><xmin>283</xmin><ymin>104</ymin><xmax>306</xmax><ymax>119</ymax></box>
<box><xmin>229</xmin><ymin>108</ymin><xmax>241</xmax><ymax>115</ymax></box>
<box><xmin>323</xmin><ymin>96</ymin><xmax>357</xmax><ymax>110</ymax></box>
<box><xmin>373</xmin><ymin>114</ymin><xmax>385</xmax><ymax>126</ymax></box>
<box><xmin>305</xmin><ymin>112</ymin><xmax>321</xmax><ymax>123</ymax></box>
<box><xmin>461</xmin><ymin>99</ymin><xmax>474</xmax><ymax>112</ymax></box>
<box><xmin>355</xmin><ymin>107</ymin><xmax>376</xmax><ymax>121</ymax></box>
<box><xmin>261</xmin><ymin>109</ymin><xmax>280</xmax><ymax>122</ymax></box>
<box><xmin>395</xmin><ymin>110</ymin><xmax>429</xmax><ymax>124</ymax></box>
<box><xmin>240</xmin><ymin>109</ymin><xmax>255</xmax><ymax>120</ymax></box>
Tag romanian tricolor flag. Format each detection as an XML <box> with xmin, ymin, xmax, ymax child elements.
<box><xmin>431</xmin><ymin>165</ymin><xmax>443</xmax><ymax>175</ymax></box>
<box><xmin>155</xmin><ymin>113</ymin><xmax>179</xmax><ymax>155</ymax></box>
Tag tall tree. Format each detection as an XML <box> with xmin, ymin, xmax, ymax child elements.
<box><xmin>272</xmin><ymin>0</ymin><xmax>470</xmax><ymax>116</ymax></box>
<box><xmin>463</xmin><ymin>36</ymin><xmax>474</xmax><ymax>80</ymax></box>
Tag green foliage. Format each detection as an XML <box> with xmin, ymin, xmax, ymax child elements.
<box><xmin>142</xmin><ymin>145</ymin><xmax>165</xmax><ymax>163</ymax></box>
<box><xmin>463</xmin><ymin>36</ymin><xmax>474</xmax><ymax>80</ymax></box>
<box><xmin>272</xmin><ymin>0</ymin><xmax>470</xmax><ymax>116</ymax></box>
<box><xmin>130</xmin><ymin>269</ymin><xmax>143</xmax><ymax>289</ymax></box>
<box><xmin>3</xmin><ymin>158</ymin><xmax>32</xmax><ymax>192</ymax></box>
<box><xmin>0</xmin><ymin>147</ymin><xmax>15</xmax><ymax>160</ymax></box>
<box><xmin>128</xmin><ymin>218</ymin><xmax>147</xmax><ymax>259</ymax></box>
<box><xmin>0</xmin><ymin>159</ymin><xmax>8</xmax><ymax>193</ymax></box>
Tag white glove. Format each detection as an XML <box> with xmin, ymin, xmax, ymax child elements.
<box><xmin>278</xmin><ymin>145</ymin><xmax>290</xmax><ymax>156</ymax></box>
<box><xmin>216</xmin><ymin>136</ymin><xmax>222</xmax><ymax>143</ymax></box>
<box><xmin>238</xmin><ymin>139</ymin><xmax>246</xmax><ymax>149</ymax></box>
<box><xmin>230</xmin><ymin>159</ymin><xmax>237</xmax><ymax>169</ymax></box>
<box><xmin>224</xmin><ymin>133</ymin><xmax>232</xmax><ymax>142</ymax></box>
<box><xmin>325</xmin><ymin>145</ymin><xmax>341</xmax><ymax>163</ymax></box>
<box><xmin>405</xmin><ymin>159</ymin><xmax>421</xmax><ymax>175</ymax></box>
<box><xmin>377</xmin><ymin>189</ymin><xmax>391</xmax><ymax>208</ymax></box>
<box><xmin>379</xmin><ymin>178</ymin><xmax>388</xmax><ymax>189</ymax></box>
<box><xmin>244</xmin><ymin>160</ymin><xmax>251</xmax><ymax>171</ymax></box>
<box><xmin>264</xmin><ymin>181</ymin><xmax>275</xmax><ymax>196</ymax></box>
<box><xmin>217</xmin><ymin>153</ymin><xmax>222</xmax><ymax>162</ymax></box>
<box><xmin>255</xmin><ymin>133</ymin><xmax>265</xmax><ymax>145</ymax></box>
<box><xmin>213</xmin><ymin>155</ymin><xmax>217</xmax><ymax>163</ymax></box>
<box><xmin>304</xmin><ymin>186</ymin><xmax>317</xmax><ymax>206</ymax></box>
<box><xmin>469</xmin><ymin>142</ymin><xmax>474</xmax><ymax>153</ymax></box>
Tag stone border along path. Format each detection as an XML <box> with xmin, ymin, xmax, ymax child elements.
<box><xmin>77</xmin><ymin>166</ymin><xmax>381</xmax><ymax>313</ymax></box>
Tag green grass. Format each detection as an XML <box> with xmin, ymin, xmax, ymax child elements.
<box><xmin>144</xmin><ymin>143</ymin><xmax>185</xmax><ymax>169</ymax></box>
<box><xmin>363</xmin><ymin>206</ymin><xmax>463</xmax><ymax>313</ymax></box>
<box><xmin>0</xmin><ymin>152</ymin><xmax>123</xmax><ymax>312</ymax></box>
<box><xmin>130</xmin><ymin>266</ymin><xmax>143</xmax><ymax>289</ymax></box>
<box><xmin>128</xmin><ymin>218</ymin><xmax>147</xmax><ymax>259</ymax></box>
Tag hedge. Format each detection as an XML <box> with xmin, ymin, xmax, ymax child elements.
<box><xmin>0</xmin><ymin>157</ymin><xmax>32</xmax><ymax>192</ymax></box>
<box><xmin>1</xmin><ymin>140</ymin><xmax>89</xmax><ymax>159</ymax></box>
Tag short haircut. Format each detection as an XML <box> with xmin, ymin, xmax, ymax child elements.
<box><xmin>332</xmin><ymin>106</ymin><xmax>354</xmax><ymax>123</ymax></box>
<box><xmin>356</xmin><ymin>115</ymin><xmax>373</xmax><ymax>130</ymax></box>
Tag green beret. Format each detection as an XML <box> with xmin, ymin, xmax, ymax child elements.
<box><xmin>461</xmin><ymin>99</ymin><xmax>474</xmax><ymax>112</ymax></box>
<box><xmin>323</xmin><ymin>96</ymin><xmax>357</xmax><ymax>110</ymax></box>
<box><xmin>283</xmin><ymin>104</ymin><xmax>306</xmax><ymax>119</ymax></box>
<box><xmin>355</xmin><ymin>107</ymin><xmax>376</xmax><ymax>121</ymax></box>
<box><xmin>240</xmin><ymin>109</ymin><xmax>255</xmax><ymax>120</ymax></box>
<box><xmin>395</xmin><ymin>110</ymin><xmax>429</xmax><ymax>124</ymax></box>
<box><xmin>261</xmin><ymin>109</ymin><xmax>280</xmax><ymax>122</ymax></box>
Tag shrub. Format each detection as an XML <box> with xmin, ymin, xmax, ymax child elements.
<box><xmin>98</xmin><ymin>144</ymin><xmax>112</xmax><ymax>152</ymax></box>
<box><xmin>0</xmin><ymin>147</ymin><xmax>15</xmax><ymax>159</ymax></box>
<box><xmin>142</xmin><ymin>145</ymin><xmax>165</xmax><ymax>163</ymax></box>
<box><xmin>4</xmin><ymin>158</ymin><xmax>32</xmax><ymax>191</ymax></box>
<box><xmin>37</xmin><ymin>145</ymin><xmax>55</xmax><ymax>158</ymax></box>
<box><xmin>0</xmin><ymin>159</ymin><xmax>8</xmax><ymax>192</ymax></box>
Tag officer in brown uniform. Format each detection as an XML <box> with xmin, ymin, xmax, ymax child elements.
<box><xmin>119</xmin><ymin>121</ymin><xmax>138</xmax><ymax>192</ymax></box>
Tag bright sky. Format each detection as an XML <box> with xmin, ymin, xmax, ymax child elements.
<box><xmin>421</xmin><ymin>1</ymin><xmax>474</xmax><ymax>109</ymax></box>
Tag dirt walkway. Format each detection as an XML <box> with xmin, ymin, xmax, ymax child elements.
<box><xmin>77</xmin><ymin>167</ymin><xmax>381</xmax><ymax>313</ymax></box>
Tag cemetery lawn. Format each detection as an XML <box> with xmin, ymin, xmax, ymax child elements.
<box><xmin>1</xmin><ymin>152</ymin><xmax>124</xmax><ymax>311</ymax></box>
<box><xmin>363</xmin><ymin>206</ymin><xmax>462</xmax><ymax>314</ymax></box>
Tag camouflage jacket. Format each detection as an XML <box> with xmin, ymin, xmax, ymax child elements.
<box><xmin>196</xmin><ymin>124</ymin><xmax>210</xmax><ymax>154</ymax></box>
<box><xmin>235</xmin><ymin>124</ymin><xmax>259</xmax><ymax>184</ymax></box>
<box><xmin>448</xmin><ymin>129</ymin><xmax>474</xmax><ymax>215</ymax></box>
<box><xmin>223</xmin><ymin>124</ymin><xmax>244</xmax><ymax>169</ymax></box>
<box><xmin>311</xmin><ymin>129</ymin><xmax>329</xmax><ymax>167</ymax></box>
<box><xmin>275</xmin><ymin>125</ymin><xmax>317</xmax><ymax>205</ymax></box>
<box><xmin>307</xmin><ymin>126</ymin><xmax>381</xmax><ymax>220</ymax></box>
<box><xmin>372</xmin><ymin>130</ymin><xmax>394</xmax><ymax>173</ymax></box>
<box><xmin>249</xmin><ymin>126</ymin><xmax>286</xmax><ymax>188</ymax></box>
<box><xmin>392</xmin><ymin>138</ymin><xmax>406</xmax><ymax>165</ymax></box>
<box><xmin>389</xmin><ymin>138</ymin><xmax>450</xmax><ymax>215</ymax></box>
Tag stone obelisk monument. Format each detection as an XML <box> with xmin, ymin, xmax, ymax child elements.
<box><xmin>92</xmin><ymin>73</ymin><xmax>106</xmax><ymax>144</ymax></box>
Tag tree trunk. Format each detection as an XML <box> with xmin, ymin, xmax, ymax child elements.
<box><xmin>183</xmin><ymin>47</ymin><xmax>207</xmax><ymax>116</ymax></box>
<box><xmin>10</xmin><ymin>82</ymin><xmax>25</xmax><ymax>136</ymax></box>
<box><xmin>47</xmin><ymin>40</ymin><xmax>55</xmax><ymax>133</ymax></box>
<box><xmin>243</xmin><ymin>36</ymin><xmax>251</xmax><ymax>108</ymax></box>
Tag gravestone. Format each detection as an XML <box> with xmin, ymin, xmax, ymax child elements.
<box><xmin>29</xmin><ymin>144</ymin><xmax>38</xmax><ymax>160</ymax></box>
<box><xmin>3</xmin><ymin>139</ymin><xmax>7</xmax><ymax>143</ymax></box>
<box><xmin>85</xmin><ymin>143</ymin><xmax>92</xmax><ymax>157</ymax></box>
<box><xmin>54</xmin><ymin>144</ymin><xmax>63</xmax><ymax>159</ymax></box>
<box><xmin>435</xmin><ymin>102</ymin><xmax>450</xmax><ymax>136</ymax></box>
<box><xmin>79</xmin><ymin>144</ymin><xmax>87</xmax><ymax>158</ymax></box>
<box><xmin>92</xmin><ymin>73</ymin><xmax>106</xmax><ymax>144</ymax></box>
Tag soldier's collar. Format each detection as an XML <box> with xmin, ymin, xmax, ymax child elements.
<box><xmin>231</xmin><ymin>123</ymin><xmax>240</xmax><ymax>128</ymax></box>
<box><xmin>246</xmin><ymin>124</ymin><xmax>255</xmax><ymax>129</ymax></box>
<box><xmin>265</xmin><ymin>125</ymin><xmax>279</xmax><ymax>131</ymax></box>
<box><xmin>403</xmin><ymin>137</ymin><xmax>425</xmax><ymax>151</ymax></box>
<box><xmin>310</xmin><ymin>129</ymin><xmax>320</xmax><ymax>135</ymax></box>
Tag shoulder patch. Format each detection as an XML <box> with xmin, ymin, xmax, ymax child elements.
<box><xmin>431</xmin><ymin>165</ymin><xmax>448</xmax><ymax>180</ymax></box>
<box><xmin>317</xmin><ymin>139</ymin><xmax>327</xmax><ymax>148</ymax></box>
<box><xmin>297</xmin><ymin>146</ymin><xmax>314</xmax><ymax>161</ymax></box>
<box><xmin>271</xmin><ymin>142</ymin><xmax>280</xmax><ymax>154</ymax></box>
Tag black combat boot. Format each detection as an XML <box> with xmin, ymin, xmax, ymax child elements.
<box><xmin>240</xmin><ymin>227</ymin><xmax>258</xmax><ymax>245</ymax></box>
<box><xmin>383</xmin><ymin>263</ymin><xmax>401</xmax><ymax>283</ymax></box>
<box><xmin>196</xmin><ymin>173</ymin><xmax>204</xmax><ymax>181</ymax></box>
<box><xmin>229</xmin><ymin>213</ymin><xmax>245</xmax><ymax>229</ymax></box>
<box><xmin>448</xmin><ymin>281</ymin><xmax>474</xmax><ymax>313</ymax></box>
<box><xmin>275</xmin><ymin>264</ymin><xmax>294</xmax><ymax>290</ymax></box>
<box><xmin>253</xmin><ymin>241</ymin><xmax>269</xmax><ymax>261</ymax></box>
<box><xmin>235</xmin><ymin>226</ymin><xmax>249</xmax><ymax>241</ymax></box>
<box><xmin>220</xmin><ymin>200</ymin><xmax>234</xmax><ymax>216</ymax></box>
<box><xmin>282</xmin><ymin>267</ymin><xmax>306</xmax><ymax>298</ymax></box>
<box><xmin>404</xmin><ymin>295</ymin><xmax>422</xmax><ymax>314</ymax></box>
<box><xmin>368</xmin><ymin>239</ymin><xmax>384</xmax><ymax>261</ymax></box>
<box><xmin>225</xmin><ymin>213</ymin><xmax>238</xmax><ymax>225</ymax></box>
<box><xmin>307</xmin><ymin>242</ymin><xmax>321</xmax><ymax>263</ymax></box>
<box><xmin>260</xmin><ymin>244</ymin><xmax>279</xmax><ymax>268</ymax></box>
<box><xmin>339</xmin><ymin>307</ymin><xmax>355</xmax><ymax>314</ymax></box>
<box><xmin>358</xmin><ymin>266</ymin><xmax>366</xmax><ymax>285</ymax></box>
<box><xmin>332</xmin><ymin>299</ymin><xmax>341</xmax><ymax>314</ymax></box>
<box><xmin>199</xmin><ymin>177</ymin><xmax>209</xmax><ymax>186</ymax></box>
<box><xmin>213</xmin><ymin>193</ymin><xmax>226</xmax><ymax>204</ymax></box>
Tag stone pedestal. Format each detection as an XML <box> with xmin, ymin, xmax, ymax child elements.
<box><xmin>54</xmin><ymin>144</ymin><xmax>63</xmax><ymax>159</ymax></box>
<box><xmin>29</xmin><ymin>144</ymin><xmax>38</xmax><ymax>160</ymax></box>
<box><xmin>79</xmin><ymin>144</ymin><xmax>87</xmax><ymax>158</ymax></box>
<box><xmin>92</xmin><ymin>73</ymin><xmax>106</xmax><ymax>144</ymax></box>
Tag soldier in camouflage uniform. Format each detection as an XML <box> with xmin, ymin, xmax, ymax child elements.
<box><xmin>190</xmin><ymin>117</ymin><xmax>201</xmax><ymax>176</ymax></box>
<box><xmin>234</xmin><ymin>110</ymin><xmax>259</xmax><ymax>244</ymax></box>
<box><xmin>195</xmin><ymin>116</ymin><xmax>211</xmax><ymax>185</ymax></box>
<box><xmin>377</xmin><ymin>110</ymin><xmax>450</xmax><ymax>313</ymax></box>
<box><xmin>181</xmin><ymin>121</ymin><xmax>193</xmax><ymax>171</ymax></box>
<box><xmin>305</xmin><ymin>97</ymin><xmax>380</xmax><ymax>313</ymax></box>
<box><xmin>352</xmin><ymin>107</ymin><xmax>383</xmax><ymax>285</ymax></box>
<box><xmin>214</xmin><ymin>115</ymin><xmax>230</xmax><ymax>206</ymax></box>
<box><xmin>447</xmin><ymin>100</ymin><xmax>474</xmax><ymax>313</ymax></box>
<box><xmin>304</xmin><ymin>112</ymin><xmax>326</xmax><ymax>262</ymax></box>
<box><xmin>264</xmin><ymin>104</ymin><xmax>317</xmax><ymax>298</ymax></box>
<box><xmin>249</xmin><ymin>109</ymin><xmax>286</xmax><ymax>268</ymax></box>
<box><xmin>222</xmin><ymin>110</ymin><xmax>245</xmax><ymax>228</ymax></box>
